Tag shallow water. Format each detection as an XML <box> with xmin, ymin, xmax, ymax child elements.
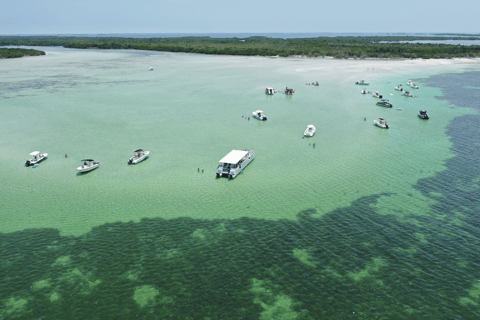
<box><xmin>1</xmin><ymin>49</ymin><xmax>480</xmax><ymax>319</ymax></box>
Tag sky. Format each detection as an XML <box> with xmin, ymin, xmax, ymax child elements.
<box><xmin>1</xmin><ymin>0</ymin><xmax>479</xmax><ymax>35</ymax></box>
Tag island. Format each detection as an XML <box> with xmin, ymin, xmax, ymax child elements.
<box><xmin>0</xmin><ymin>48</ymin><xmax>46</xmax><ymax>59</ymax></box>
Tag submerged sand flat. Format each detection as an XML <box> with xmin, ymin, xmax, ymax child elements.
<box><xmin>0</xmin><ymin>48</ymin><xmax>478</xmax><ymax>236</ymax></box>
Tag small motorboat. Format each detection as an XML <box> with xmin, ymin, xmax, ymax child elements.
<box><xmin>304</xmin><ymin>125</ymin><xmax>316</xmax><ymax>137</ymax></box>
<box><xmin>418</xmin><ymin>110</ymin><xmax>429</xmax><ymax>119</ymax></box>
<box><xmin>374</xmin><ymin>118</ymin><xmax>389</xmax><ymax>129</ymax></box>
<box><xmin>252</xmin><ymin>110</ymin><xmax>267</xmax><ymax>121</ymax></box>
<box><xmin>25</xmin><ymin>151</ymin><xmax>48</xmax><ymax>166</ymax></box>
<box><xmin>372</xmin><ymin>91</ymin><xmax>383</xmax><ymax>99</ymax></box>
<box><xmin>149</xmin><ymin>67</ymin><xmax>153</xmax><ymax>71</ymax></box>
<box><xmin>77</xmin><ymin>159</ymin><xmax>99</xmax><ymax>173</ymax></box>
<box><xmin>410</xmin><ymin>83</ymin><xmax>419</xmax><ymax>89</ymax></box>
<box><xmin>394</xmin><ymin>85</ymin><xmax>403</xmax><ymax>91</ymax></box>
<box><xmin>313</xmin><ymin>81</ymin><xmax>319</xmax><ymax>86</ymax></box>
<box><xmin>128</xmin><ymin>149</ymin><xmax>150</xmax><ymax>164</ymax></box>
<box><xmin>376</xmin><ymin>99</ymin><xmax>392</xmax><ymax>108</ymax></box>
<box><xmin>355</xmin><ymin>80</ymin><xmax>370</xmax><ymax>85</ymax></box>
<box><xmin>402</xmin><ymin>91</ymin><xmax>414</xmax><ymax>97</ymax></box>
<box><xmin>361</xmin><ymin>89</ymin><xmax>372</xmax><ymax>94</ymax></box>
<box><xmin>265</xmin><ymin>87</ymin><xmax>275</xmax><ymax>95</ymax></box>
<box><xmin>284</xmin><ymin>87</ymin><xmax>294</xmax><ymax>95</ymax></box>
<box><xmin>407</xmin><ymin>80</ymin><xmax>413</xmax><ymax>86</ymax></box>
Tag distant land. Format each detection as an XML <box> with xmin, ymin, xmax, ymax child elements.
<box><xmin>1</xmin><ymin>35</ymin><xmax>480</xmax><ymax>59</ymax></box>
<box><xmin>0</xmin><ymin>48</ymin><xmax>45</xmax><ymax>59</ymax></box>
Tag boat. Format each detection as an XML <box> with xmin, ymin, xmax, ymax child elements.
<box><xmin>284</xmin><ymin>87</ymin><xmax>294</xmax><ymax>95</ymax></box>
<box><xmin>149</xmin><ymin>67</ymin><xmax>153</xmax><ymax>71</ymax></box>
<box><xmin>355</xmin><ymin>80</ymin><xmax>370</xmax><ymax>85</ymax></box>
<box><xmin>265</xmin><ymin>87</ymin><xmax>275</xmax><ymax>95</ymax></box>
<box><xmin>372</xmin><ymin>91</ymin><xmax>383</xmax><ymax>99</ymax></box>
<box><xmin>402</xmin><ymin>91</ymin><xmax>414</xmax><ymax>97</ymax></box>
<box><xmin>361</xmin><ymin>89</ymin><xmax>372</xmax><ymax>94</ymax></box>
<box><xmin>410</xmin><ymin>83</ymin><xmax>419</xmax><ymax>89</ymax></box>
<box><xmin>252</xmin><ymin>110</ymin><xmax>267</xmax><ymax>121</ymax></box>
<box><xmin>77</xmin><ymin>159</ymin><xmax>99</xmax><ymax>173</ymax></box>
<box><xmin>304</xmin><ymin>125</ymin><xmax>316</xmax><ymax>137</ymax></box>
<box><xmin>216</xmin><ymin>149</ymin><xmax>255</xmax><ymax>179</ymax></box>
<box><xmin>128</xmin><ymin>149</ymin><xmax>150</xmax><ymax>164</ymax></box>
<box><xmin>25</xmin><ymin>151</ymin><xmax>48</xmax><ymax>166</ymax></box>
<box><xmin>407</xmin><ymin>80</ymin><xmax>413</xmax><ymax>86</ymax></box>
<box><xmin>394</xmin><ymin>85</ymin><xmax>403</xmax><ymax>91</ymax></box>
<box><xmin>418</xmin><ymin>110</ymin><xmax>429</xmax><ymax>119</ymax></box>
<box><xmin>313</xmin><ymin>81</ymin><xmax>319</xmax><ymax>86</ymax></box>
<box><xmin>374</xmin><ymin>118</ymin><xmax>389</xmax><ymax>129</ymax></box>
<box><xmin>376</xmin><ymin>99</ymin><xmax>392</xmax><ymax>108</ymax></box>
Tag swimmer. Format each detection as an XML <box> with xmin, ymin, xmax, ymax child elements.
<box><xmin>198</xmin><ymin>168</ymin><xmax>200</xmax><ymax>172</ymax></box>
<box><xmin>65</xmin><ymin>154</ymin><xmax>68</xmax><ymax>158</ymax></box>
<box><xmin>313</xmin><ymin>143</ymin><xmax>316</xmax><ymax>148</ymax></box>
<box><xmin>202</xmin><ymin>169</ymin><xmax>204</xmax><ymax>173</ymax></box>
<box><xmin>364</xmin><ymin>117</ymin><xmax>366</xmax><ymax>121</ymax></box>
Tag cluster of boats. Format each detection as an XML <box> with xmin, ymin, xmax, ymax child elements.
<box><xmin>25</xmin><ymin>149</ymin><xmax>150</xmax><ymax>173</ymax></box>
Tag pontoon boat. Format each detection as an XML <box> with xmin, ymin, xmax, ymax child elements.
<box><xmin>149</xmin><ymin>67</ymin><xmax>153</xmax><ymax>71</ymax></box>
<box><xmin>376</xmin><ymin>99</ymin><xmax>392</xmax><ymax>108</ymax></box>
<box><xmin>355</xmin><ymin>80</ymin><xmax>370</xmax><ymax>85</ymax></box>
<box><xmin>374</xmin><ymin>118</ymin><xmax>389</xmax><ymax>129</ymax></box>
<box><xmin>407</xmin><ymin>80</ymin><xmax>413</xmax><ymax>86</ymax></box>
<box><xmin>252</xmin><ymin>110</ymin><xmax>267</xmax><ymax>121</ymax></box>
<box><xmin>304</xmin><ymin>125</ymin><xmax>316</xmax><ymax>137</ymax></box>
<box><xmin>128</xmin><ymin>149</ymin><xmax>150</xmax><ymax>164</ymax></box>
<box><xmin>25</xmin><ymin>151</ymin><xmax>48</xmax><ymax>166</ymax></box>
<box><xmin>77</xmin><ymin>159</ymin><xmax>99</xmax><ymax>173</ymax></box>
<box><xmin>418</xmin><ymin>110</ymin><xmax>429</xmax><ymax>119</ymax></box>
<box><xmin>216</xmin><ymin>149</ymin><xmax>255</xmax><ymax>180</ymax></box>
<box><xmin>265</xmin><ymin>87</ymin><xmax>275</xmax><ymax>95</ymax></box>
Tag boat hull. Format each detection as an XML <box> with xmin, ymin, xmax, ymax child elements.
<box><xmin>128</xmin><ymin>151</ymin><xmax>150</xmax><ymax>164</ymax></box>
<box><xmin>77</xmin><ymin>163</ymin><xmax>99</xmax><ymax>173</ymax></box>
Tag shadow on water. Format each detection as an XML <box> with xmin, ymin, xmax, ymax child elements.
<box><xmin>2</xmin><ymin>73</ymin><xmax>480</xmax><ymax>319</ymax></box>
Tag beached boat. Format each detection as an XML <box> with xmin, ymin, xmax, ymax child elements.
<box><xmin>402</xmin><ymin>91</ymin><xmax>414</xmax><ymax>97</ymax></box>
<box><xmin>376</xmin><ymin>99</ymin><xmax>392</xmax><ymax>108</ymax></box>
<box><xmin>265</xmin><ymin>87</ymin><xmax>275</xmax><ymax>95</ymax></box>
<box><xmin>394</xmin><ymin>85</ymin><xmax>403</xmax><ymax>91</ymax></box>
<box><xmin>355</xmin><ymin>80</ymin><xmax>370</xmax><ymax>85</ymax></box>
<box><xmin>77</xmin><ymin>159</ymin><xmax>99</xmax><ymax>173</ymax></box>
<box><xmin>374</xmin><ymin>118</ymin><xmax>389</xmax><ymax>129</ymax></box>
<box><xmin>372</xmin><ymin>91</ymin><xmax>383</xmax><ymax>99</ymax></box>
<box><xmin>128</xmin><ymin>149</ymin><xmax>150</xmax><ymax>164</ymax></box>
<box><xmin>25</xmin><ymin>151</ymin><xmax>48</xmax><ymax>166</ymax></box>
<box><xmin>418</xmin><ymin>110</ymin><xmax>429</xmax><ymax>119</ymax></box>
<box><xmin>304</xmin><ymin>125</ymin><xmax>316</xmax><ymax>137</ymax></box>
<box><xmin>252</xmin><ymin>110</ymin><xmax>267</xmax><ymax>121</ymax></box>
<box><xmin>284</xmin><ymin>87</ymin><xmax>294</xmax><ymax>95</ymax></box>
<box><xmin>216</xmin><ymin>149</ymin><xmax>255</xmax><ymax>180</ymax></box>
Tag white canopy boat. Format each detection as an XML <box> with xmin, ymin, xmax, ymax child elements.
<box><xmin>25</xmin><ymin>151</ymin><xmax>48</xmax><ymax>166</ymax></box>
<box><xmin>304</xmin><ymin>125</ymin><xmax>316</xmax><ymax>137</ymax></box>
<box><xmin>128</xmin><ymin>149</ymin><xmax>150</xmax><ymax>164</ymax></box>
<box><xmin>394</xmin><ymin>85</ymin><xmax>403</xmax><ymax>91</ymax></box>
<box><xmin>410</xmin><ymin>83</ymin><xmax>419</xmax><ymax>89</ymax></box>
<box><xmin>355</xmin><ymin>80</ymin><xmax>370</xmax><ymax>85</ymax></box>
<box><xmin>402</xmin><ymin>91</ymin><xmax>414</xmax><ymax>97</ymax></box>
<box><xmin>374</xmin><ymin>118</ymin><xmax>389</xmax><ymax>129</ymax></box>
<box><xmin>407</xmin><ymin>80</ymin><xmax>413</xmax><ymax>86</ymax></box>
<box><xmin>372</xmin><ymin>91</ymin><xmax>383</xmax><ymax>99</ymax></box>
<box><xmin>77</xmin><ymin>159</ymin><xmax>99</xmax><ymax>173</ymax></box>
<box><xmin>265</xmin><ymin>87</ymin><xmax>275</xmax><ymax>95</ymax></box>
<box><xmin>216</xmin><ymin>149</ymin><xmax>255</xmax><ymax>180</ymax></box>
<box><xmin>252</xmin><ymin>110</ymin><xmax>267</xmax><ymax>121</ymax></box>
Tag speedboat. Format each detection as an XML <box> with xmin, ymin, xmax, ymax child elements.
<box><xmin>77</xmin><ymin>159</ymin><xmax>99</xmax><ymax>173</ymax></box>
<box><xmin>394</xmin><ymin>85</ymin><xmax>403</xmax><ymax>91</ymax></box>
<box><xmin>304</xmin><ymin>125</ymin><xmax>316</xmax><ymax>137</ymax></box>
<box><xmin>361</xmin><ymin>89</ymin><xmax>372</xmax><ymax>94</ymax></box>
<box><xmin>355</xmin><ymin>80</ymin><xmax>370</xmax><ymax>85</ymax></box>
<box><xmin>407</xmin><ymin>80</ymin><xmax>413</xmax><ymax>86</ymax></box>
<box><xmin>252</xmin><ymin>110</ymin><xmax>267</xmax><ymax>121</ymax></box>
<box><xmin>372</xmin><ymin>91</ymin><xmax>383</xmax><ymax>99</ymax></box>
<box><xmin>216</xmin><ymin>149</ymin><xmax>255</xmax><ymax>180</ymax></box>
<box><xmin>418</xmin><ymin>110</ymin><xmax>429</xmax><ymax>119</ymax></box>
<box><xmin>128</xmin><ymin>149</ymin><xmax>150</xmax><ymax>164</ymax></box>
<box><xmin>25</xmin><ymin>151</ymin><xmax>48</xmax><ymax>166</ymax></box>
<box><xmin>374</xmin><ymin>118</ymin><xmax>389</xmax><ymax>129</ymax></box>
<box><xmin>149</xmin><ymin>67</ymin><xmax>153</xmax><ymax>71</ymax></box>
<box><xmin>376</xmin><ymin>99</ymin><xmax>392</xmax><ymax>108</ymax></box>
<box><xmin>402</xmin><ymin>91</ymin><xmax>414</xmax><ymax>97</ymax></box>
<box><xmin>410</xmin><ymin>83</ymin><xmax>419</xmax><ymax>89</ymax></box>
<box><xmin>265</xmin><ymin>87</ymin><xmax>275</xmax><ymax>95</ymax></box>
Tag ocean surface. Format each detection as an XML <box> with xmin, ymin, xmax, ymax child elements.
<box><xmin>1</xmin><ymin>49</ymin><xmax>480</xmax><ymax>319</ymax></box>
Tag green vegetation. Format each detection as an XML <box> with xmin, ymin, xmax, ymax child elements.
<box><xmin>0</xmin><ymin>47</ymin><xmax>45</xmax><ymax>58</ymax></box>
<box><xmin>1</xmin><ymin>35</ymin><xmax>480</xmax><ymax>59</ymax></box>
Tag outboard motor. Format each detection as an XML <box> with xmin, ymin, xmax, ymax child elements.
<box><xmin>25</xmin><ymin>160</ymin><xmax>30</xmax><ymax>166</ymax></box>
<box><xmin>263</xmin><ymin>117</ymin><xmax>267</xmax><ymax>121</ymax></box>
<box><xmin>128</xmin><ymin>159</ymin><xmax>132</xmax><ymax>164</ymax></box>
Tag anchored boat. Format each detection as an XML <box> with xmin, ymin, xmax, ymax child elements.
<box><xmin>361</xmin><ymin>89</ymin><xmax>372</xmax><ymax>94</ymax></box>
<box><xmin>394</xmin><ymin>85</ymin><xmax>403</xmax><ymax>91</ymax></box>
<box><xmin>25</xmin><ymin>151</ymin><xmax>48</xmax><ymax>166</ymax></box>
<box><xmin>252</xmin><ymin>110</ymin><xmax>267</xmax><ymax>121</ymax></box>
<box><xmin>304</xmin><ymin>125</ymin><xmax>316</xmax><ymax>137</ymax></box>
<box><xmin>376</xmin><ymin>99</ymin><xmax>392</xmax><ymax>108</ymax></box>
<box><xmin>128</xmin><ymin>149</ymin><xmax>150</xmax><ymax>164</ymax></box>
<box><xmin>418</xmin><ymin>110</ymin><xmax>429</xmax><ymax>119</ymax></box>
<box><xmin>374</xmin><ymin>118</ymin><xmax>389</xmax><ymax>129</ymax></box>
<box><xmin>216</xmin><ymin>149</ymin><xmax>255</xmax><ymax>180</ymax></box>
<box><xmin>265</xmin><ymin>87</ymin><xmax>275</xmax><ymax>95</ymax></box>
<box><xmin>372</xmin><ymin>91</ymin><xmax>383</xmax><ymax>99</ymax></box>
<box><xmin>77</xmin><ymin>159</ymin><xmax>99</xmax><ymax>173</ymax></box>
<box><xmin>355</xmin><ymin>80</ymin><xmax>370</xmax><ymax>85</ymax></box>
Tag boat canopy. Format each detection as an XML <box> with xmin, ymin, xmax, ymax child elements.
<box><xmin>266</xmin><ymin>87</ymin><xmax>273</xmax><ymax>90</ymax></box>
<box><xmin>134</xmin><ymin>149</ymin><xmax>144</xmax><ymax>153</ymax></box>
<box><xmin>255</xmin><ymin>110</ymin><xmax>263</xmax><ymax>113</ymax></box>
<box><xmin>307</xmin><ymin>125</ymin><xmax>315</xmax><ymax>128</ymax></box>
<box><xmin>219</xmin><ymin>150</ymin><xmax>248</xmax><ymax>164</ymax></box>
<box><xmin>30</xmin><ymin>151</ymin><xmax>40</xmax><ymax>156</ymax></box>
<box><xmin>81</xmin><ymin>159</ymin><xmax>94</xmax><ymax>162</ymax></box>
<box><xmin>381</xmin><ymin>99</ymin><xmax>389</xmax><ymax>101</ymax></box>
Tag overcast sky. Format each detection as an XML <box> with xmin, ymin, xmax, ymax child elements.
<box><xmin>1</xmin><ymin>0</ymin><xmax>479</xmax><ymax>35</ymax></box>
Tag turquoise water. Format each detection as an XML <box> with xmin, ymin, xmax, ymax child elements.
<box><xmin>1</xmin><ymin>49</ymin><xmax>480</xmax><ymax>318</ymax></box>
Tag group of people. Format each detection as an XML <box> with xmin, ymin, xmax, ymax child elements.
<box><xmin>198</xmin><ymin>168</ymin><xmax>204</xmax><ymax>173</ymax></box>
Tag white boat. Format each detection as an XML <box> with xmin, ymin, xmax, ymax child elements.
<box><xmin>418</xmin><ymin>110</ymin><xmax>429</xmax><ymax>119</ymax></box>
<box><xmin>394</xmin><ymin>85</ymin><xmax>403</xmax><ymax>91</ymax></box>
<box><xmin>216</xmin><ymin>149</ymin><xmax>255</xmax><ymax>179</ymax></box>
<box><xmin>25</xmin><ymin>151</ymin><xmax>48</xmax><ymax>166</ymax></box>
<box><xmin>77</xmin><ymin>159</ymin><xmax>99</xmax><ymax>173</ymax></box>
<box><xmin>374</xmin><ymin>118</ymin><xmax>389</xmax><ymax>129</ymax></box>
<box><xmin>304</xmin><ymin>125</ymin><xmax>316</xmax><ymax>137</ymax></box>
<box><xmin>376</xmin><ymin>99</ymin><xmax>392</xmax><ymax>108</ymax></box>
<box><xmin>361</xmin><ymin>89</ymin><xmax>372</xmax><ymax>94</ymax></box>
<box><xmin>402</xmin><ymin>91</ymin><xmax>414</xmax><ymax>97</ymax></box>
<box><xmin>149</xmin><ymin>67</ymin><xmax>153</xmax><ymax>71</ymax></box>
<box><xmin>407</xmin><ymin>80</ymin><xmax>413</xmax><ymax>86</ymax></box>
<box><xmin>372</xmin><ymin>91</ymin><xmax>383</xmax><ymax>99</ymax></box>
<box><xmin>284</xmin><ymin>87</ymin><xmax>294</xmax><ymax>95</ymax></box>
<box><xmin>265</xmin><ymin>87</ymin><xmax>275</xmax><ymax>95</ymax></box>
<box><xmin>355</xmin><ymin>80</ymin><xmax>370</xmax><ymax>85</ymax></box>
<box><xmin>410</xmin><ymin>83</ymin><xmax>419</xmax><ymax>89</ymax></box>
<box><xmin>252</xmin><ymin>110</ymin><xmax>267</xmax><ymax>121</ymax></box>
<box><xmin>128</xmin><ymin>149</ymin><xmax>150</xmax><ymax>164</ymax></box>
